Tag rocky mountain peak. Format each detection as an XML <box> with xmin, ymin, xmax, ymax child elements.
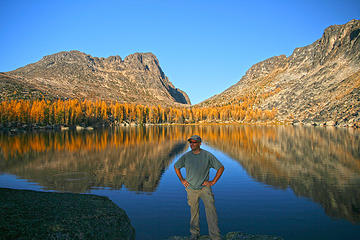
<box><xmin>199</xmin><ymin>19</ymin><xmax>360</xmax><ymax>126</ymax></box>
<box><xmin>104</xmin><ymin>55</ymin><xmax>123</xmax><ymax>64</ymax></box>
<box><xmin>289</xmin><ymin>19</ymin><xmax>360</xmax><ymax>70</ymax></box>
<box><xmin>42</xmin><ymin>50</ymin><xmax>84</xmax><ymax>61</ymax></box>
<box><xmin>1</xmin><ymin>51</ymin><xmax>190</xmax><ymax>105</ymax></box>
<box><xmin>123</xmin><ymin>52</ymin><xmax>166</xmax><ymax>78</ymax></box>
<box><xmin>124</xmin><ymin>52</ymin><xmax>157</xmax><ymax>66</ymax></box>
<box><xmin>245</xmin><ymin>55</ymin><xmax>288</xmax><ymax>80</ymax></box>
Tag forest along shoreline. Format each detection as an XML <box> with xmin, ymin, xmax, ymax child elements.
<box><xmin>1</xmin><ymin>120</ymin><xmax>359</xmax><ymax>133</ymax></box>
<box><xmin>0</xmin><ymin>98</ymin><xmax>359</xmax><ymax>133</ymax></box>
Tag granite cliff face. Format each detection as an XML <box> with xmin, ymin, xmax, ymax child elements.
<box><xmin>0</xmin><ymin>51</ymin><xmax>190</xmax><ymax>105</ymax></box>
<box><xmin>200</xmin><ymin>19</ymin><xmax>360</xmax><ymax>125</ymax></box>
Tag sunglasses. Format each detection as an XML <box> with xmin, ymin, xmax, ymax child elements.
<box><xmin>189</xmin><ymin>141</ymin><xmax>199</xmax><ymax>144</ymax></box>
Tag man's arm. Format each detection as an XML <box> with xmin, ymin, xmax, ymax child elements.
<box><xmin>202</xmin><ymin>166</ymin><xmax>224</xmax><ymax>187</ymax></box>
<box><xmin>174</xmin><ymin>166</ymin><xmax>189</xmax><ymax>188</ymax></box>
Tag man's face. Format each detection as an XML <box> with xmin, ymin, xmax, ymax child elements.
<box><xmin>189</xmin><ymin>140</ymin><xmax>201</xmax><ymax>151</ymax></box>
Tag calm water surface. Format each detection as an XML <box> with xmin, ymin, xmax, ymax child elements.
<box><xmin>0</xmin><ymin>125</ymin><xmax>359</xmax><ymax>240</ymax></box>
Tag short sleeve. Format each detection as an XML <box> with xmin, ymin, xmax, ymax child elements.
<box><xmin>208</xmin><ymin>152</ymin><xmax>223</xmax><ymax>170</ymax></box>
<box><xmin>174</xmin><ymin>155</ymin><xmax>185</xmax><ymax>169</ymax></box>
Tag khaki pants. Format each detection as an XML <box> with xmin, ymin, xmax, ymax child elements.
<box><xmin>185</xmin><ymin>186</ymin><xmax>221</xmax><ymax>240</ymax></box>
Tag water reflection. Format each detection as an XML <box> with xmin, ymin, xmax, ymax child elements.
<box><xmin>0</xmin><ymin>127</ymin><xmax>189</xmax><ymax>193</ymax></box>
<box><xmin>201</xmin><ymin>125</ymin><xmax>360</xmax><ymax>223</ymax></box>
<box><xmin>1</xmin><ymin>125</ymin><xmax>359</xmax><ymax>223</ymax></box>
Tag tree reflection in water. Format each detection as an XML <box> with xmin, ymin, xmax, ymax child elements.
<box><xmin>0</xmin><ymin>125</ymin><xmax>359</xmax><ymax>223</ymax></box>
<box><xmin>200</xmin><ymin>125</ymin><xmax>360</xmax><ymax>224</ymax></box>
<box><xmin>0</xmin><ymin>127</ymin><xmax>189</xmax><ymax>193</ymax></box>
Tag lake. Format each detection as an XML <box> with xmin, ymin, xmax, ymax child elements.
<box><xmin>0</xmin><ymin>125</ymin><xmax>359</xmax><ymax>240</ymax></box>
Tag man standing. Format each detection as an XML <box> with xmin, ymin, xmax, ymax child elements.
<box><xmin>174</xmin><ymin>135</ymin><xmax>224</xmax><ymax>240</ymax></box>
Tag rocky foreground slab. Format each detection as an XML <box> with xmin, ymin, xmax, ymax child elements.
<box><xmin>0</xmin><ymin>188</ymin><xmax>135</xmax><ymax>240</ymax></box>
<box><xmin>167</xmin><ymin>231</ymin><xmax>283</xmax><ymax>240</ymax></box>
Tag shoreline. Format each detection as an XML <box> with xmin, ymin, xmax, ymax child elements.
<box><xmin>0</xmin><ymin>120</ymin><xmax>359</xmax><ymax>133</ymax></box>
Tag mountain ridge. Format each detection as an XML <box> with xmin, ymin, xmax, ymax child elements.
<box><xmin>198</xmin><ymin>19</ymin><xmax>360</xmax><ymax>125</ymax></box>
<box><xmin>1</xmin><ymin>20</ymin><xmax>359</xmax><ymax>125</ymax></box>
<box><xmin>1</xmin><ymin>51</ymin><xmax>191</xmax><ymax>106</ymax></box>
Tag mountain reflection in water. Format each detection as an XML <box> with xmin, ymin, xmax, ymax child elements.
<box><xmin>201</xmin><ymin>125</ymin><xmax>360</xmax><ymax>223</ymax></box>
<box><xmin>0</xmin><ymin>127</ymin><xmax>189</xmax><ymax>193</ymax></box>
<box><xmin>0</xmin><ymin>125</ymin><xmax>359</xmax><ymax>224</ymax></box>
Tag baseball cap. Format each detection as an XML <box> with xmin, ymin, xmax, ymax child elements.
<box><xmin>187</xmin><ymin>135</ymin><xmax>202</xmax><ymax>142</ymax></box>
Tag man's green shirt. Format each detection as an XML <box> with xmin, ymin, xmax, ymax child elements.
<box><xmin>174</xmin><ymin>149</ymin><xmax>223</xmax><ymax>190</ymax></box>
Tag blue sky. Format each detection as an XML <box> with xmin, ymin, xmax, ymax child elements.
<box><xmin>1</xmin><ymin>0</ymin><xmax>359</xmax><ymax>104</ymax></box>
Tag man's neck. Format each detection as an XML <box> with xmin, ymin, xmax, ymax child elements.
<box><xmin>192</xmin><ymin>148</ymin><xmax>201</xmax><ymax>154</ymax></box>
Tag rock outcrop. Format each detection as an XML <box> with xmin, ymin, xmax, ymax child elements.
<box><xmin>0</xmin><ymin>51</ymin><xmax>190</xmax><ymax>106</ymax></box>
<box><xmin>167</xmin><ymin>232</ymin><xmax>283</xmax><ymax>240</ymax></box>
<box><xmin>199</xmin><ymin>19</ymin><xmax>360</xmax><ymax>125</ymax></box>
<box><xmin>0</xmin><ymin>188</ymin><xmax>135</xmax><ymax>240</ymax></box>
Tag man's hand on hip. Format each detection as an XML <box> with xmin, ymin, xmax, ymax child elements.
<box><xmin>202</xmin><ymin>180</ymin><xmax>215</xmax><ymax>186</ymax></box>
<box><xmin>181</xmin><ymin>179</ymin><xmax>190</xmax><ymax>188</ymax></box>
<box><xmin>202</xmin><ymin>166</ymin><xmax>224</xmax><ymax>187</ymax></box>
